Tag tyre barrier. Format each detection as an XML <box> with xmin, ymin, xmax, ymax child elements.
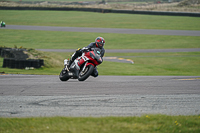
<box><xmin>0</xmin><ymin>48</ymin><xmax>44</xmax><ymax>69</ymax></box>
<box><xmin>3</xmin><ymin>58</ymin><xmax>44</xmax><ymax>69</ymax></box>
<box><xmin>0</xmin><ymin>48</ymin><xmax>28</xmax><ymax>59</ymax></box>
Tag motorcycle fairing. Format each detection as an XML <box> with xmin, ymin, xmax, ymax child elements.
<box><xmin>85</xmin><ymin>51</ymin><xmax>102</xmax><ymax>65</ymax></box>
<box><xmin>76</xmin><ymin>53</ymin><xmax>89</xmax><ymax>67</ymax></box>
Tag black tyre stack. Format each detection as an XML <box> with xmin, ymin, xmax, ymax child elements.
<box><xmin>0</xmin><ymin>47</ymin><xmax>44</xmax><ymax>69</ymax></box>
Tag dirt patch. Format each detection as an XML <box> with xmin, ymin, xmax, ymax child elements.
<box><xmin>0</xmin><ymin>1</ymin><xmax>200</xmax><ymax>13</ymax></box>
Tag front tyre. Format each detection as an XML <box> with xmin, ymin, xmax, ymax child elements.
<box><xmin>78</xmin><ymin>64</ymin><xmax>94</xmax><ymax>81</ymax></box>
<box><xmin>59</xmin><ymin>69</ymin><xmax>70</xmax><ymax>81</ymax></box>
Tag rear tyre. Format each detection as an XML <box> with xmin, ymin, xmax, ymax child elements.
<box><xmin>78</xmin><ymin>64</ymin><xmax>94</xmax><ymax>81</ymax></box>
<box><xmin>59</xmin><ymin>68</ymin><xmax>70</xmax><ymax>81</ymax></box>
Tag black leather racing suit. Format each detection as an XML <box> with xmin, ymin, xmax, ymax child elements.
<box><xmin>70</xmin><ymin>42</ymin><xmax>105</xmax><ymax>77</ymax></box>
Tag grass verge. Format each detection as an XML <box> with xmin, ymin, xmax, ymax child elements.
<box><xmin>1</xmin><ymin>29</ymin><xmax>200</xmax><ymax>50</ymax></box>
<box><xmin>1</xmin><ymin>51</ymin><xmax>200</xmax><ymax>76</ymax></box>
<box><xmin>1</xmin><ymin>10</ymin><xmax>200</xmax><ymax>30</ymax></box>
<box><xmin>101</xmin><ymin>52</ymin><xmax>200</xmax><ymax>76</ymax></box>
<box><xmin>0</xmin><ymin>115</ymin><xmax>200</xmax><ymax>133</ymax></box>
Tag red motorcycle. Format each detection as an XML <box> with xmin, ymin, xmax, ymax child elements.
<box><xmin>59</xmin><ymin>48</ymin><xmax>103</xmax><ymax>81</ymax></box>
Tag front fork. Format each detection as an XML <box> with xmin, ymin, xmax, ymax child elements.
<box><xmin>64</xmin><ymin>59</ymin><xmax>69</xmax><ymax>71</ymax></box>
<box><xmin>66</xmin><ymin>59</ymin><xmax>81</xmax><ymax>79</ymax></box>
<box><xmin>81</xmin><ymin>62</ymin><xmax>87</xmax><ymax>73</ymax></box>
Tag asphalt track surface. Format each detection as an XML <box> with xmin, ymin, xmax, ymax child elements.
<box><xmin>1</xmin><ymin>25</ymin><xmax>200</xmax><ymax>117</ymax></box>
<box><xmin>0</xmin><ymin>75</ymin><xmax>200</xmax><ymax>117</ymax></box>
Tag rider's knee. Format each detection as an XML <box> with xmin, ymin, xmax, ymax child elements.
<box><xmin>91</xmin><ymin>68</ymin><xmax>98</xmax><ymax>77</ymax></box>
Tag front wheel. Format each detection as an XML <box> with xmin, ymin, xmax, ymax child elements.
<box><xmin>78</xmin><ymin>64</ymin><xmax>94</xmax><ymax>81</ymax></box>
<box><xmin>59</xmin><ymin>68</ymin><xmax>70</xmax><ymax>81</ymax></box>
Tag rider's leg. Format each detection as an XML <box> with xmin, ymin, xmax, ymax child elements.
<box><xmin>91</xmin><ymin>67</ymin><xmax>98</xmax><ymax>77</ymax></box>
<box><xmin>68</xmin><ymin>48</ymin><xmax>82</xmax><ymax>67</ymax></box>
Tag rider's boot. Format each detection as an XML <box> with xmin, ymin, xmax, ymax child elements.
<box><xmin>67</xmin><ymin>60</ymin><xmax>73</xmax><ymax>69</ymax></box>
<box><xmin>68</xmin><ymin>49</ymin><xmax>81</xmax><ymax>68</ymax></box>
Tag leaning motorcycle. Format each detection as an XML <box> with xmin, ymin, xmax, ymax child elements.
<box><xmin>59</xmin><ymin>48</ymin><xmax>102</xmax><ymax>81</ymax></box>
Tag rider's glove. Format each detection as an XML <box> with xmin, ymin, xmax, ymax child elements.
<box><xmin>81</xmin><ymin>47</ymin><xmax>89</xmax><ymax>52</ymax></box>
<box><xmin>76</xmin><ymin>48</ymin><xmax>81</xmax><ymax>51</ymax></box>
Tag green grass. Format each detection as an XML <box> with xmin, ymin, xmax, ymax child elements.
<box><xmin>1</xmin><ymin>52</ymin><xmax>200</xmax><ymax>76</ymax></box>
<box><xmin>0</xmin><ymin>115</ymin><xmax>200</xmax><ymax>133</ymax></box>
<box><xmin>1</xmin><ymin>10</ymin><xmax>200</xmax><ymax>30</ymax></box>
<box><xmin>1</xmin><ymin>29</ymin><xmax>200</xmax><ymax>49</ymax></box>
<box><xmin>101</xmin><ymin>52</ymin><xmax>200</xmax><ymax>76</ymax></box>
<box><xmin>0</xmin><ymin>29</ymin><xmax>199</xmax><ymax>76</ymax></box>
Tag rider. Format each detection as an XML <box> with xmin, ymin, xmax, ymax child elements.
<box><xmin>68</xmin><ymin>37</ymin><xmax>105</xmax><ymax>77</ymax></box>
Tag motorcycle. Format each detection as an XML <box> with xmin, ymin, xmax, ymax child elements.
<box><xmin>1</xmin><ymin>21</ymin><xmax>6</xmax><ymax>27</ymax></box>
<box><xmin>59</xmin><ymin>48</ymin><xmax>103</xmax><ymax>81</ymax></box>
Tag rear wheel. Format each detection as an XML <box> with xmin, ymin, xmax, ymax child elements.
<box><xmin>78</xmin><ymin>64</ymin><xmax>94</xmax><ymax>81</ymax></box>
<box><xmin>59</xmin><ymin>68</ymin><xmax>70</xmax><ymax>81</ymax></box>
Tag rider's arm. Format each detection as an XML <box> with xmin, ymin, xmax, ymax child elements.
<box><xmin>85</xmin><ymin>42</ymin><xmax>95</xmax><ymax>49</ymax></box>
<box><xmin>100</xmin><ymin>48</ymin><xmax>105</xmax><ymax>58</ymax></box>
<box><xmin>81</xmin><ymin>42</ymin><xmax>94</xmax><ymax>52</ymax></box>
<box><xmin>81</xmin><ymin>47</ymin><xmax>89</xmax><ymax>52</ymax></box>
